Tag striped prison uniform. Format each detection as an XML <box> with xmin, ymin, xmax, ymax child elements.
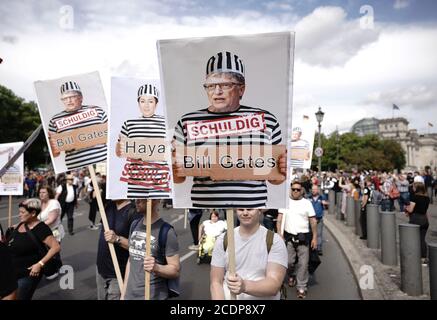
<box><xmin>173</xmin><ymin>105</ymin><xmax>282</xmax><ymax>208</ymax></box>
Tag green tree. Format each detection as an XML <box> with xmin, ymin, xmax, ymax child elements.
<box><xmin>0</xmin><ymin>85</ymin><xmax>49</xmax><ymax>169</ymax></box>
<box><xmin>312</xmin><ymin>131</ymin><xmax>405</xmax><ymax>172</ymax></box>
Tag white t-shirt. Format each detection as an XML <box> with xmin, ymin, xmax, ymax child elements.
<box><xmin>279</xmin><ymin>198</ymin><xmax>315</xmax><ymax>235</ymax></box>
<box><xmin>39</xmin><ymin>199</ymin><xmax>64</xmax><ymax>242</ymax></box>
<box><xmin>211</xmin><ymin>225</ymin><xmax>288</xmax><ymax>300</ymax></box>
<box><xmin>202</xmin><ymin>220</ymin><xmax>227</xmax><ymax>238</ymax></box>
<box><xmin>56</xmin><ymin>184</ymin><xmax>75</xmax><ymax>203</ymax></box>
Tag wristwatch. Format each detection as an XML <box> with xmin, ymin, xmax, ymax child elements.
<box><xmin>115</xmin><ymin>236</ymin><xmax>121</xmax><ymax>245</ymax></box>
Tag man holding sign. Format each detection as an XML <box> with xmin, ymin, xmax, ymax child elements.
<box><xmin>172</xmin><ymin>51</ymin><xmax>286</xmax><ymax>208</ymax></box>
<box><xmin>48</xmin><ymin>81</ymin><xmax>108</xmax><ymax>171</ymax></box>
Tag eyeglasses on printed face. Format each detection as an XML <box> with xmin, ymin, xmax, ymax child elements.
<box><xmin>61</xmin><ymin>95</ymin><xmax>80</xmax><ymax>101</ymax></box>
<box><xmin>291</xmin><ymin>188</ymin><xmax>302</xmax><ymax>192</ymax></box>
<box><xmin>202</xmin><ymin>82</ymin><xmax>241</xmax><ymax>92</ymax></box>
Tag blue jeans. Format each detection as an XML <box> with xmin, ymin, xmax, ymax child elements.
<box><xmin>317</xmin><ymin>218</ymin><xmax>324</xmax><ymax>251</ymax></box>
<box><xmin>17</xmin><ymin>275</ymin><xmax>42</xmax><ymax>300</ymax></box>
<box><xmin>398</xmin><ymin>192</ymin><xmax>409</xmax><ymax>212</ymax></box>
<box><xmin>381</xmin><ymin>198</ymin><xmax>394</xmax><ymax>211</ymax></box>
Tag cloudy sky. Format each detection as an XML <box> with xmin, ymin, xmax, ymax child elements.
<box><xmin>1</xmin><ymin>0</ymin><xmax>436</xmax><ymax>134</ymax></box>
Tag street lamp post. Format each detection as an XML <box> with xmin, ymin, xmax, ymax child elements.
<box><xmin>315</xmin><ymin>107</ymin><xmax>325</xmax><ymax>177</ymax></box>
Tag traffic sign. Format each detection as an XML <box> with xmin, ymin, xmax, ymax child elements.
<box><xmin>315</xmin><ymin>147</ymin><xmax>323</xmax><ymax>157</ymax></box>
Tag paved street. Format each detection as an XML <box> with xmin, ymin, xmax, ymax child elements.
<box><xmin>1</xmin><ymin>197</ymin><xmax>359</xmax><ymax>300</ymax></box>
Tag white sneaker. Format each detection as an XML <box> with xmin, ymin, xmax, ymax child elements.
<box><xmin>188</xmin><ymin>244</ymin><xmax>199</xmax><ymax>251</ymax></box>
<box><xmin>89</xmin><ymin>225</ymin><xmax>99</xmax><ymax>230</ymax></box>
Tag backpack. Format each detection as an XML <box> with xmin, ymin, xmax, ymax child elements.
<box><xmin>130</xmin><ymin>218</ymin><xmax>180</xmax><ymax>298</ymax></box>
<box><xmin>223</xmin><ymin>229</ymin><xmax>287</xmax><ymax>299</ymax></box>
<box><xmin>389</xmin><ymin>184</ymin><xmax>400</xmax><ymax>199</ymax></box>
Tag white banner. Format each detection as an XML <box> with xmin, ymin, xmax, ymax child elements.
<box><xmin>158</xmin><ymin>32</ymin><xmax>294</xmax><ymax>209</ymax></box>
<box><xmin>106</xmin><ymin>77</ymin><xmax>173</xmax><ymax>200</ymax></box>
<box><xmin>290</xmin><ymin>115</ymin><xmax>316</xmax><ymax>169</ymax></box>
<box><xmin>34</xmin><ymin>71</ymin><xmax>108</xmax><ymax>174</ymax></box>
<box><xmin>0</xmin><ymin>142</ymin><xmax>24</xmax><ymax>195</ymax></box>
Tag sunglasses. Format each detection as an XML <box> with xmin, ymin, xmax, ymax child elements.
<box><xmin>291</xmin><ymin>188</ymin><xmax>302</xmax><ymax>192</ymax></box>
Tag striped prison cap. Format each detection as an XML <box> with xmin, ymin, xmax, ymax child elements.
<box><xmin>206</xmin><ymin>51</ymin><xmax>245</xmax><ymax>78</ymax></box>
<box><xmin>60</xmin><ymin>81</ymin><xmax>81</xmax><ymax>95</ymax></box>
<box><xmin>137</xmin><ymin>84</ymin><xmax>159</xmax><ymax>100</ymax></box>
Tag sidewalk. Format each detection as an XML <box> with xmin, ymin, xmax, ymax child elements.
<box><xmin>324</xmin><ymin>201</ymin><xmax>436</xmax><ymax>300</ymax></box>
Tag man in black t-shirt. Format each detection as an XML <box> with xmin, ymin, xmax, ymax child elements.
<box><xmin>263</xmin><ymin>209</ymin><xmax>279</xmax><ymax>232</ymax></box>
<box><xmin>96</xmin><ymin>200</ymin><xmax>141</xmax><ymax>300</ymax></box>
<box><xmin>0</xmin><ymin>241</ymin><xmax>17</xmax><ymax>299</ymax></box>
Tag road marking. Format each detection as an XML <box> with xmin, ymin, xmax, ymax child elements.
<box><xmin>169</xmin><ymin>214</ymin><xmax>184</xmax><ymax>225</ymax></box>
<box><xmin>180</xmin><ymin>250</ymin><xmax>197</xmax><ymax>262</ymax></box>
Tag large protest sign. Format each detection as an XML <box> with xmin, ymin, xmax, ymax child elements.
<box><xmin>0</xmin><ymin>142</ymin><xmax>24</xmax><ymax>195</ymax></box>
<box><xmin>290</xmin><ymin>115</ymin><xmax>316</xmax><ymax>169</ymax></box>
<box><xmin>158</xmin><ymin>32</ymin><xmax>294</xmax><ymax>208</ymax></box>
<box><xmin>34</xmin><ymin>71</ymin><xmax>108</xmax><ymax>174</ymax></box>
<box><xmin>107</xmin><ymin>77</ymin><xmax>172</xmax><ymax>199</ymax></box>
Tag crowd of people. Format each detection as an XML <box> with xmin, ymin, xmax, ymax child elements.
<box><xmin>0</xmin><ymin>166</ymin><xmax>435</xmax><ymax>300</ymax></box>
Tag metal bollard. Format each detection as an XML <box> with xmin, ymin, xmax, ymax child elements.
<box><xmin>380</xmin><ymin>211</ymin><xmax>397</xmax><ymax>266</ymax></box>
<box><xmin>346</xmin><ymin>196</ymin><xmax>355</xmax><ymax>227</ymax></box>
<box><xmin>336</xmin><ymin>192</ymin><xmax>342</xmax><ymax>220</ymax></box>
<box><xmin>399</xmin><ymin>224</ymin><xmax>422</xmax><ymax>296</ymax></box>
<box><xmin>354</xmin><ymin>200</ymin><xmax>362</xmax><ymax>236</ymax></box>
<box><xmin>429</xmin><ymin>243</ymin><xmax>437</xmax><ymax>300</ymax></box>
<box><xmin>328</xmin><ymin>190</ymin><xmax>335</xmax><ymax>215</ymax></box>
<box><xmin>366</xmin><ymin>204</ymin><xmax>380</xmax><ymax>249</ymax></box>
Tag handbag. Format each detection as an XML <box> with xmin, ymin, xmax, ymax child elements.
<box><xmin>308</xmin><ymin>248</ymin><xmax>321</xmax><ymax>274</ymax></box>
<box><xmin>24</xmin><ymin>223</ymin><xmax>63</xmax><ymax>277</ymax></box>
<box><xmin>389</xmin><ymin>184</ymin><xmax>400</xmax><ymax>199</ymax></box>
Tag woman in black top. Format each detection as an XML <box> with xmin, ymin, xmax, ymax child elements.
<box><xmin>0</xmin><ymin>240</ymin><xmax>17</xmax><ymax>299</ymax></box>
<box><xmin>7</xmin><ymin>198</ymin><xmax>60</xmax><ymax>300</ymax></box>
<box><xmin>405</xmin><ymin>182</ymin><xmax>430</xmax><ymax>263</ymax></box>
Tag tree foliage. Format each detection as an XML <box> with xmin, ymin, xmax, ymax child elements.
<box><xmin>311</xmin><ymin>131</ymin><xmax>406</xmax><ymax>172</ymax></box>
<box><xmin>0</xmin><ymin>85</ymin><xmax>49</xmax><ymax>169</ymax></box>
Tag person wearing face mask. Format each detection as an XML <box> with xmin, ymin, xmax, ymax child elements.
<box><xmin>210</xmin><ymin>208</ymin><xmax>287</xmax><ymax>300</ymax></box>
<box><xmin>115</xmin><ymin>84</ymin><xmax>171</xmax><ymax>199</ymax></box>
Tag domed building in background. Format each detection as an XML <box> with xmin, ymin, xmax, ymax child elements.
<box><xmin>351</xmin><ymin>117</ymin><xmax>437</xmax><ymax>171</ymax></box>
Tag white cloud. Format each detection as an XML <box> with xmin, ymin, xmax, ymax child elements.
<box><xmin>394</xmin><ymin>0</ymin><xmax>410</xmax><ymax>10</ymax></box>
<box><xmin>365</xmin><ymin>85</ymin><xmax>437</xmax><ymax>109</ymax></box>
<box><xmin>295</xmin><ymin>6</ymin><xmax>380</xmax><ymax>67</ymax></box>
<box><xmin>0</xmin><ymin>3</ymin><xmax>436</xmax><ymax>136</ymax></box>
<box><xmin>263</xmin><ymin>1</ymin><xmax>294</xmax><ymax>11</ymax></box>
<box><xmin>292</xmin><ymin>24</ymin><xmax>437</xmax><ymax>134</ymax></box>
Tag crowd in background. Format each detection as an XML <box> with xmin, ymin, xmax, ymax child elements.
<box><xmin>0</xmin><ymin>165</ymin><xmax>436</xmax><ymax>300</ymax></box>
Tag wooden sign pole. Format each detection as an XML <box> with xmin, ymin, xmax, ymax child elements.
<box><xmin>89</xmin><ymin>165</ymin><xmax>124</xmax><ymax>292</ymax></box>
<box><xmin>8</xmin><ymin>195</ymin><xmax>12</xmax><ymax>228</ymax></box>
<box><xmin>226</xmin><ymin>209</ymin><xmax>237</xmax><ymax>300</ymax></box>
<box><xmin>144</xmin><ymin>199</ymin><xmax>152</xmax><ymax>300</ymax></box>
